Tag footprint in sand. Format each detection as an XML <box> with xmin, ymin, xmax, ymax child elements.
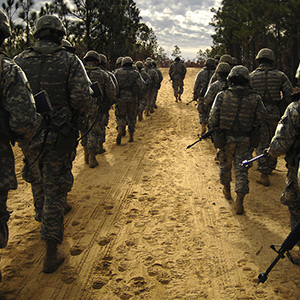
<box><xmin>70</xmin><ymin>245</ymin><xmax>84</xmax><ymax>256</ymax></box>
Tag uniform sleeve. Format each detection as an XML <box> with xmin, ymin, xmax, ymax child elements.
<box><xmin>208</xmin><ymin>91</ymin><xmax>223</xmax><ymax>129</ymax></box>
<box><xmin>268</xmin><ymin>103</ymin><xmax>300</xmax><ymax>157</ymax></box>
<box><xmin>281</xmin><ymin>72</ymin><xmax>293</xmax><ymax>105</ymax></box>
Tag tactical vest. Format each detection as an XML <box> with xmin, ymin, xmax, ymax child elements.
<box><xmin>220</xmin><ymin>87</ymin><xmax>258</xmax><ymax>133</ymax></box>
<box><xmin>17</xmin><ymin>46</ymin><xmax>69</xmax><ymax>109</ymax></box>
<box><xmin>116</xmin><ymin>67</ymin><xmax>138</xmax><ymax>92</ymax></box>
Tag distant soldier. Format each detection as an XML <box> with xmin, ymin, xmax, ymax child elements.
<box><xmin>267</xmin><ymin>92</ymin><xmax>300</xmax><ymax>262</ymax></box>
<box><xmin>0</xmin><ymin>10</ymin><xmax>42</xmax><ymax>277</ymax></box>
<box><xmin>15</xmin><ymin>15</ymin><xmax>91</xmax><ymax>273</ymax></box>
<box><xmin>193</xmin><ymin>58</ymin><xmax>216</xmax><ymax>134</ymax></box>
<box><xmin>203</xmin><ymin>62</ymin><xmax>231</xmax><ymax>124</ymax></box>
<box><xmin>208</xmin><ymin>54</ymin><xmax>232</xmax><ymax>87</ymax></box>
<box><xmin>114</xmin><ymin>56</ymin><xmax>144</xmax><ymax>144</ymax></box>
<box><xmin>152</xmin><ymin>60</ymin><xmax>163</xmax><ymax>109</ymax></box>
<box><xmin>209</xmin><ymin>66</ymin><xmax>266</xmax><ymax>214</ymax></box>
<box><xmin>250</xmin><ymin>48</ymin><xmax>293</xmax><ymax>186</ymax></box>
<box><xmin>144</xmin><ymin>58</ymin><xmax>159</xmax><ymax>116</ymax></box>
<box><xmin>83</xmin><ymin>51</ymin><xmax>116</xmax><ymax>168</ymax></box>
<box><xmin>136</xmin><ymin>61</ymin><xmax>151</xmax><ymax>121</ymax></box>
<box><xmin>169</xmin><ymin>57</ymin><xmax>187</xmax><ymax>102</ymax></box>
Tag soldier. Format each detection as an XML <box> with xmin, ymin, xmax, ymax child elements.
<box><xmin>152</xmin><ymin>60</ymin><xmax>163</xmax><ymax>109</ymax></box>
<box><xmin>169</xmin><ymin>56</ymin><xmax>187</xmax><ymax>102</ymax></box>
<box><xmin>193</xmin><ymin>58</ymin><xmax>216</xmax><ymax>134</ymax></box>
<box><xmin>144</xmin><ymin>58</ymin><xmax>159</xmax><ymax>116</ymax></box>
<box><xmin>114</xmin><ymin>56</ymin><xmax>144</xmax><ymax>144</ymax></box>
<box><xmin>136</xmin><ymin>61</ymin><xmax>151</xmax><ymax>121</ymax></box>
<box><xmin>267</xmin><ymin>92</ymin><xmax>300</xmax><ymax>262</ymax></box>
<box><xmin>250</xmin><ymin>48</ymin><xmax>293</xmax><ymax>186</ymax></box>
<box><xmin>14</xmin><ymin>15</ymin><xmax>91</xmax><ymax>273</ymax></box>
<box><xmin>208</xmin><ymin>54</ymin><xmax>232</xmax><ymax>87</ymax></box>
<box><xmin>0</xmin><ymin>10</ymin><xmax>42</xmax><ymax>279</ymax></box>
<box><xmin>203</xmin><ymin>62</ymin><xmax>230</xmax><ymax>124</ymax></box>
<box><xmin>82</xmin><ymin>51</ymin><xmax>116</xmax><ymax>167</ymax></box>
<box><xmin>99</xmin><ymin>53</ymin><xmax>118</xmax><ymax>151</ymax></box>
<box><xmin>209</xmin><ymin>66</ymin><xmax>266</xmax><ymax>214</ymax></box>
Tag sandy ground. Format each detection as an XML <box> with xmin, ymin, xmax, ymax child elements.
<box><xmin>1</xmin><ymin>68</ymin><xmax>300</xmax><ymax>300</ymax></box>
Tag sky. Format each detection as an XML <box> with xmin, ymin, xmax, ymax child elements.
<box><xmin>0</xmin><ymin>0</ymin><xmax>222</xmax><ymax>60</ymax></box>
<box><xmin>135</xmin><ymin>0</ymin><xmax>223</xmax><ymax>60</ymax></box>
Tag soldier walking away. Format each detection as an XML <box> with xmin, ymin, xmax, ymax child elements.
<box><xmin>209</xmin><ymin>66</ymin><xmax>266</xmax><ymax>214</ymax></box>
<box><xmin>250</xmin><ymin>48</ymin><xmax>293</xmax><ymax>186</ymax></box>
<box><xmin>208</xmin><ymin>54</ymin><xmax>232</xmax><ymax>87</ymax></box>
<box><xmin>169</xmin><ymin>56</ymin><xmax>186</xmax><ymax>102</ymax></box>
<box><xmin>0</xmin><ymin>10</ymin><xmax>42</xmax><ymax>280</ymax></box>
<box><xmin>14</xmin><ymin>15</ymin><xmax>91</xmax><ymax>273</ymax></box>
<box><xmin>267</xmin><ymin>92</ymin><xmax>300</xmax><ymax>263</ymax></box>
<box><xmin>193</xmin><ymin>58</ymin><xmax>216</xmax><ymax>135</ymax></box>
<box><xmin>114</xmin><ymin>56</ymin><xmax>144</xmax><ymax>145</ymax></box>
<box><xmin>152</xmin><ymin>60</ymin><xmax>163</xmax><ymax>109</ymax></box>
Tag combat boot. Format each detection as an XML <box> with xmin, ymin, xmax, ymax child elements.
<box><xmin>222</xmin><ymin>184</ymin><xmax>232</xmax><ymax>200</ymax></box>
<box><xmin>43</xmin><ymin>240</ymin><xmax>65</xmax><ymax>273</ymax></box>
<box><xmin>129</xmin><ymin>132</ymin><xmax>134</xmax><ymax>143</ymax></box>
<box><xmin>83</xmin><ymin>146</ymin><xmax>89</xmax><ymax>164</ymax></box>
<box><xmin>98</xmin><ymin>143</ymin><xmax>106</xmax><ymax>154</ymax></box>
<box><xmin>116</xmin><ymin>127</ymin><xmax>123</xmax><ymax>145</ymax></box>
<box><xmin>145</xmin><ymin>108</ymin><xmax>150</xmax><ymax>116</ymax></box>
<box><xmin>178</xmin><ymin>94</ymin><xmax>182</xmax><ymax>102</ymax></box>
<box><xmin>235</xmin><ymin>193</ymin><xmax>245</xmax><ymax>215</ymax></box>
<box><xmin>88</xmin><ymin>152</ymin><xmax>98</xmax><ymax>168</ymax></box>
<box><xmin>150</xmin><ymin>106</ymin><xmax>154</xmax><ymax>113</ymax></box>
<box><xmin>256</xmin><ymin>173</ymin><xmax>270</xmax><ymax>186</ymax></box>
<box><xmin>175</xmin><ymin>96</ymin><xmax>178</xmax><ymax>102</ymax></box>
<box><xmin>63</xmin><ymin>201</ymin><xmax>72</xmax><ymax>215</ymax></box>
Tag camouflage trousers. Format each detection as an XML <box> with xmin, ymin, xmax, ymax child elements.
<box><xmin>146</xmin><ymin>89</ymin><xmax>156</xmax><ymax>111</ymax></box>
<box><xmin>115</xmin><ymin>97</ymin><xmax>138</xmax><ymax>133</ymax></box>
<box><xmin>256</xmin><ymin>120</ymin><xmax>278</xmax><ymax>174</ymax></box>
<box><xmin>0</xmin><ymin>190</ymin><xmax>9</xmax><ymax>223</ymax></box>
<box><xmin>172</xmin><ymin>78</ymin><xmax>184</xmax><ymax>97</ymax></box>
<box><xmin>219</xmin><ymin>138</ymin><xmax>252</xmax><ymax>194</ymax></box>
<box><xmin>197</xmin><ymin>98</ymin><xmax>206</xmax><ymax>124</ymax></box>
<box><xmin>152</xmin><ymin>88</ymin><xmax>159</xmax><ymax>107</ymax></box>
<box><xmin>139</xmin><ymin>93</ymin><xmax>148</xmax><ymax>113</ymax></box>
<box><xmin>86</xmin><ymin>111</ymin><xmax>105</xmax><ymax>153</ymax></box>
<box><xmin>23</xmin><ymin>145</ymin><xmax>76</xmax><ymax>244</ymax></box>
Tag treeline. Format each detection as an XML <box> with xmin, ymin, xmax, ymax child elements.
<box><xmin>210</xmin><ymin>0</ymin><xmax>300</xmax><ymax>85</ymax></box>
<box><xmin>2</xmin><ymin>0</ymin><xmax>160</xmax><ymax>68</ymax></box>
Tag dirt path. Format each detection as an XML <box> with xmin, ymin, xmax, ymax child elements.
<box><xmin>1</xmin><ymin>68</ymin><xmax>300</xmax><ymax>300</ymax></box>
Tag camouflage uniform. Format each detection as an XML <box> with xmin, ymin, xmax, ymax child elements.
<box><xmin>152</xmin><ymin>61</ymin><xmax>163</xmax><ymax>109</ymax></box>
<box><xmin>144</xmin><ymin>59</ymin><xmax>159</xmax><ymax>115</ymax></box>
<box><xmin>82</xmin><ymin>51</ymin><xmax>116</xmax><ymax>167</ymax></box>
<box><xmin>250</xmin><ymin>48</ymin><xmax>293</xmax><ymax>180</ymax></box>
<box><xmin>209</xmin><ymin>66</ymin><xmax>266</xmax><ymax>214</ymax></box>
<box><xmin>14</xmin><ymin>16</ymin><xmax>91</xmax><ymax>250</ymax></box>
<box><xmin>193</xmin><ymin>58</ymin><xmax>216</xmax><ymax>128</ymax></box>
<box><xmin>203</xmin><ymin>62</ymin><xmax>230</xmax><ymax>124</ymax></box>
<box><xmin>268</xmin><ymin>98</ymin><xmax>300</xmax><ymax>243</ymax></box>
<box><xmin>136</xmin><ymin>61</ymin><xmax>151</xmax><ymax>120</ymax></box>
<box><xmin>169</xmin><ymin>57</ymin><xmax>187</xmax><ymax>101</ymax></box>
<box><xmin>114</xmin><ymin>57</ymin><xmax>144</xmax><ymax>144</ymax></box>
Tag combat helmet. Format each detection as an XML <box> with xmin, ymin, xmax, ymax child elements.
<box><xmin>231</xmin><ymin>57</ymin><xmax>238</xmax><ymax>66</ymax></box>
<box><xmin>175</xmin><ymin>56</ymin><xmax>181</xmax><ymax>61</ymax></box>
<box><xmin>33</xmin><ymin>15</ymin><xmax>66</xmax><ymax>39</ymax></box>
<box><xmin>122</xmin><ymin>56</ymin><xmax>133</xmax><ymax>66</ymax></box>
<box><xmin>216</xmin><ymin>62</ymin><xmax>231</xmax><ymax>74</ymax></box>
<box><xmin>99</xmin><ymin>54</ymin><xmax>107</xmax><ymax>66</ymax></box>
<box><xmin>83</xmin><ymin>50</ymin><xmax>100</xmax><ymax>63</ymax></box>
<box><xmin>219</xmin><ymin>54</ymin><xmax>232</xmax><ymax>65</ymax></box>
<box><xmin>145</xmin><ymin>57</ymin><xmax>153</xmax><ymax>67</ymax></box>
<box><xmin>0</xmin><ymin>10</ymin><xmax>10</xmax><ymax>38</ymax></box>
<box><xmin>136</xmin><ymin>61</ymin><xmax>144</xmax><ymax>69</ymax></box>
<box><xmin>205</xmin><ymin>58</ymin><xmax>216</xmax><ymax>69</ymax></box>
<box><xmin>227</xmin><ymin>65</ymin><xmax>250</xmax><ymax>82</ymax></box>
<box><xmin>256</xmin><ymin>48</ymin><xmax>275</xmax><ymax>62</ymax></box>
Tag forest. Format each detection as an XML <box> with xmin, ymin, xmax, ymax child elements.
<box><xmin>1</xmin><ymin>0</ymin><xmax>300</xmax><ymax>82</ymax></box>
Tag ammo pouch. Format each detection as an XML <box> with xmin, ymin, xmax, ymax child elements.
<box><xmin>250</xmin><ymin>128</ymin><xmax>260</xmax><ymax>148</ymax></box>
<box><xmin>211</xmin><ymin>129</ymin><xmax>226</xmax><ymax>149</ymax></box>
<box><xmin>56</xmin><ymin>123</ymin><xmax>78</xmax><ymax>154</ymax></box>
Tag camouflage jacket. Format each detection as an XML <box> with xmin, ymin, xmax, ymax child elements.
<box><xmin>194</xmin><ymin>67</ymin><xmax>215</xmax><ymax>99</ymax></box>
<box><xmin>145</xmin><ymin>66</ymin><xmax>159</xmax><ymax>90</ymax></box>
<box><xmin>203</xmin><ymin>78</ymin><xmax>228</xmax><ymax>111</ymax></box>
<box><xmin>14</xmin><ymin>41</ymin><xmax>91</xmax><ymax>145</ymax></box>
<box><xmin>0</xmin><ymin>53</ymin><xmax>42</xmax><ymax>190</ymax></box>
<box><xmin>250</xmin><ymin>64</ymin><xmax>293</xmax><ymax>121</ymax></box>
<box><xmin>209</xmin><ymin>85</ymin><xmax>266</xmax><ymax>134</ymax></box>
<box><xmin>169</xmin><ymin>61</ymin><xmax>186</xmax><ymax>80</ymax></box>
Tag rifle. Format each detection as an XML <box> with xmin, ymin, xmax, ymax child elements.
<box><xmin>255</xmin><ymin>219</ymin><xmax>300</xmax><ymax>286</ymax></box>
<box><xmin>164</xmin><ymin>78</ymin><xmax>172</xmax><ymax>86</ymax></box>
<box><xmin>186</xmin><ymin>98</ymin><xmax>198</xmax><ymax>106</ymax></box>
<box><xmin>186</xmin><ymin>128</ymin><xmax>215</xmax><ymax>149</ymax></box>
<box><xmin>240</xmin><ymin>153</ymin><xmax>267</xmax><ymax>168</ymax></box>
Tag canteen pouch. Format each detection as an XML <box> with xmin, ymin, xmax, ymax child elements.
<box><xmin>56</xmin><ymin>123</ymin><xmax>78</xmax><ymax>154</ymax></box>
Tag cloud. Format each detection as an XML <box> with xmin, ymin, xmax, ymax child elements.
<box><xmin>135</xmin><ymin>0</ymin><xmax>222</xmax><ymax>59</ymax></box>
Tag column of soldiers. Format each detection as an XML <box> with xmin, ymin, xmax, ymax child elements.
<box><xmin>0</xmin><ymin>10</ymin><xmax>166</xmax><ymax>279</ymax></box>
